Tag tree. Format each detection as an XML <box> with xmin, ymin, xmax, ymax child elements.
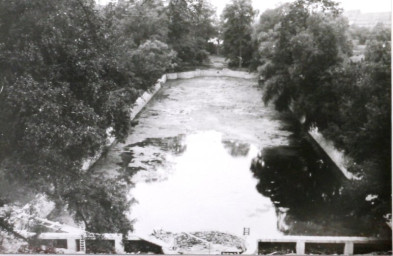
<box><xmin>321</xmin><ymin>24</ymin><xmax>391</xmax><ymax>178</ymax></box>
<box><xmin>340</xmin><ymin>24</ymin><xmax>390</xmax><ymax>181</ymax></box>
<box><xmin>322</xmin><ymin>28</ymin><xmax>391</xmax><ymax>217</ymax></box>
<box><xmin>257</xmin><ymin>0</ymin><xmax>351</xmax><ymax>119</ymax></box>
<box><xmin>167</xmin><ymin>0</ymin><xmax>217</xmax><ymax>66</ymax></box>
<box><xmin>0</xmin><ymin>0</ymin><xmax>135</xmax><ymax>235</ymax></box>
<box><xmin>103</xmin><ymin>1</ymin><xmax>177</xmax><ymax>90</ymax></box>
<box><xmin>189</xmin><ymin>0</ymin><xmax>218</xmax><ymax>59</ymax></box>
<box><xmin>167</xmin><ymin>0</ymin><xmax>194</xmax><ymax>63</ymax></box>
<box><xmin>129</xmin><ymin>40</ymin><xmax>177</xmax><ymax>89</ymax></box>
<box><xmin>221</xmin><ymin>0</ymin><xmax>256</xmax><ymax>68</ymax></box>
<box><xmin>348</xmin><ymin>25</ymin><xmax>371</xmax><ymax>45</ymax></box>
<box><xmin>104</xmin><ymin>0</ymin><xmax>169</xmax><ymax>47</ymax></box>
<box><xmin>255</xmin><ymin>0</ymin><xmax>391</xmax><ymax>223</ymax></box>
<box><xmin>253</xmin><ymin>4</ymin><xmax>290</xmax><ymax>74</ymax></box>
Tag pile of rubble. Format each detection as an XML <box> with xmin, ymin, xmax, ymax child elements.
<box><xmin>151</xmin><ymin>229</ymin><xmax>246</xmax><ymax>254</ymax></box>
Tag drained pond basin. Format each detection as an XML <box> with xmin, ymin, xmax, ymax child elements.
<box><xmin>92</xmin><ymin>75</ymin><xmax>391</xmax><ymax>253</ymax></box>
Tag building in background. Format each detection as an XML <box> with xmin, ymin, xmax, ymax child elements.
<box><xmin>344</xmin><ymin>10</ymin><xmax>391</xmax><ymax>28</ymax></box>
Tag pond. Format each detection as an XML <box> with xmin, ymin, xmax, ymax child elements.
<box><xmin>93</xmin><ymin>76</ymin><xmax>390</xmax><ymax>252</ymax></box>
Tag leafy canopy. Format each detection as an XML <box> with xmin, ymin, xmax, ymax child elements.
<box><xmin>221</xmin><ymin>0</ymin><xmax>256</xmax><ymax>67</ymax></box>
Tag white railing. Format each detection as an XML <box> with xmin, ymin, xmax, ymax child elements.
<box><xmin>258</xmin><ymin>235</ymin><xmax>391</xmax><ymax>255</ymax></box>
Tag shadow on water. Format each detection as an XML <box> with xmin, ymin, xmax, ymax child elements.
<box><xmin>250</xmin><ymin>130</ymin><xmax>392</xmax><ymax>237</ymax></box>
<box><xmin>222</xmin><ymin>140</ymin><xmax>250</xmax><ymax>157</ymax></box>
<box><xmin>125</xmin><ymin>135</ymin><xmax>187</xmax><ymax>155</ymax></box>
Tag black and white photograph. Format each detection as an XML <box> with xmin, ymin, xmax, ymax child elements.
<box><xmin>0</xmin><ymin>0</ymin><xmax>391</xmax><ymax>254</ymax></box>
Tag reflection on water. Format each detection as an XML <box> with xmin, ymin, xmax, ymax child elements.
<box><xmin>126</xmin><ymin>135</ymin><xmax>187</xmax><ymax>156</ymax></box>
<box><xmin>129</xmin><ymin>131</ymin><xmax>281</xmax><ymax>241</ymax></box>
<box><xmin>115</xmin><ymin>136</ymin><xmax>187</xmax><ymax>183</ymax></box>
<box><xmin>222</xmin><ymin>140</ymin><xmax>250</xmax><ymax>157</ymax></box>
<box><xmin>251</xmin><ymin>137</ymin><xmax>391</xmax><ymax>237</ymax></box>
<box><xmin>93</xmin><ymin>76</ymin><xmax>390</xmax><ymax>244</ymax></box>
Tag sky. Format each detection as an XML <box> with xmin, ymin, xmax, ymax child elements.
<box><xmin>215</xmin><ymin>0</ymin><xmax>392</xmax><ymax>15</ymax></box>
<box><xmin>98</xmin><ymin>0</ymin><xmax>392</xmax><ymax>15</ymax></box>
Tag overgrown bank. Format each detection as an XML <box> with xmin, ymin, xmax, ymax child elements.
<box><xmin>0</xmin><ymin>0</ymin><xmax>390</xmax><ymax>250</ymax></box>
<box><xmin>0</xmin><ymin>0</ymin><xmax>218</xmax><ymax>241</ymax></box>
<box><xmin>244</xmin><ymin>0</ymin><xmax>391</xmax><ymax>224</ymax></box>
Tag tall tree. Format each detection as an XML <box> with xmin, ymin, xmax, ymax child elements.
<box><xmin>167</xmin><ymin>0</ymin><xmax>217</xmax><ymax>67</ymax></box>
<box><xmin>257</xmin><ymin>0</ymin><xmax>351</xmax><ymax>116</ymax></box>
<box><xmin>103</xmin><ymin>0</ymin><xmax>177</xmax><ymax>89</ymax></box>
<box><xmin>0</xmin><ymin>0</ymin><xmax>134</xmax><ymax>235</ymax></box>
<box><xmin>221</xmin><ymin>0</ymin><xmax>256</xmax><ymax>68</ymax></box>
<box><xmin>167</xmin><ymin>0</ymin><xmax>194</xmax><ymax>63</ymax></box>
<box><xmin>189</xmin><ymin>0</ymin><xmax>217</xmax><ymax>52</ymax></box>
<box><xmin>104</xmin><ymin>0</ymin><xmax>169</xmax><ymax>47</ymax></box>
<box><xmin>254</xmin><ymin>0</ymin><xmax>391</xmax><ymax>222</ymax></box>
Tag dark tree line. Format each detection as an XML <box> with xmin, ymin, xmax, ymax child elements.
<box><xmin>0</xmin><ymin>0</ymin><xmax>217</xmax><ymax>237</ymax></box>
<box><xmin>251</xmin><ymin>0</ymin><xmax>391</xmax><ymax>220</ymax></box>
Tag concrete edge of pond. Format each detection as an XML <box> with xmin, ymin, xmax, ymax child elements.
<box><xmin>288</xmin><ymin>101</ymin><xmax>359</xmax><ymax>182</ymax></box>
<box><xmin>166</xmin><ymin>69</ymin><xmax>258</xmax><ymax>80</ymax></box>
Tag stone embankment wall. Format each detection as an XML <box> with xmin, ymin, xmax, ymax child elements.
<box><xmin>166</xmin><ymin>69</ymin><xmax>257</xmax><ymax>80</ymax></box>
<box><xmin>82</xmin><ymin>69</ymin><xmax>257</xmax><ymax>171</ymax></box>
<box><xmin>289</xmin><ymin>101</ymin><xmax>357</xmax><ymax>180</ymax></box>
<box><xmin>305</xmin><ymin>130</ymin><xmax>357</xmax><ymax>180</ymax></box>
<box><xmin>308</xmin><ymin>127</ymin><xmax>360</xmax><ymax>180</ymax></box>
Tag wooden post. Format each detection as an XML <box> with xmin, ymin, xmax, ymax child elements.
<box><xmin>296</xmin><ymin>241</ymin><xmax>305</xmax><ymax>255</ymax></box>
<box><xmin>344</xmin><ymin>242</ymin><xmax>354</xmax><ymax>255</ymax></box>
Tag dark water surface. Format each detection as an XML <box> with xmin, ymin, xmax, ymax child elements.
<box><xmin>93</xmin><ymin>77</ymin><xmax>390</xmax><ymax>245</ymax></box>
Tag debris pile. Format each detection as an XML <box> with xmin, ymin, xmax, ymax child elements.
<box><xmin>151</xmin><ymin>229</ymin><xmax>246</xmax><ymax>254</ymax></box>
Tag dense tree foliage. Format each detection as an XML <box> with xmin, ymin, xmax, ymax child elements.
<box><xmin>348</xmin><ymin>25</ymin><xmax>371</xmax><ymax>45</ymax></box>
<box><xmin>325</xmin><ymin>25</ymin><xmax>391</xmax><ymax>192</ymax></box>
<box><xmin>256</xmin><ymin>0</ymin><xmax>351</xmax><ymax>113</ymax></box>
<box><xmin>0</xmin><ymin>0</ymin><xmax>217</xmax><ymax>237</ymax></box>
<box><xmin>167</xmin><ymin>0</ymin><xmax>217</xmax><ymax>67</ymax></box>
<box><xmin>0</xmin><ymin>0</ymin><xmax>136</xmax><ymax>235</ymax></box>
<box><xmin>221</xmin><ymin>0</ymin><xmax>256</xmax><ymax>68</ymax></box>
<box><xmin>104</xmin><ymin>0</ymin><xmax>217</xmax><ymax>69</ymax></box>
<box><xmin>254</xmin><ymin>0</ymin><xmax>391</xmax><ymax>219</ymax></box>
<box><xmin>102</xmin><ymin>0</ymin><xmax>177</xmax><ymax>90</ymax></box>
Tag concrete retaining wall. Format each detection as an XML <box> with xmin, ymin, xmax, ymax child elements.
<box><xmin>167</xmin><ymin>69</ymin><xmax>257</xmax><ymax>80</ymax></box>
<box><xmin>308</xmin><ymin>127</ymin><xmax>360</xmax><ymax>180</ymax></box>
<box><xmin>289</xmin><ymin>101</ymin><xmax>357</xmax><ymax>181</ymax></box>
<box><xmin>304</xmin><ymin>127</ymin><xmax>360</xmax><ymax>180</ymax></box>
<box><xmin>130</xmin><ymin>80</ymin><xmax>163</xmax><ymax>120</ymax></box>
